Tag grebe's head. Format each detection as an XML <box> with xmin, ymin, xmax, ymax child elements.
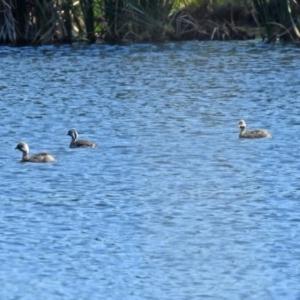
<box><xmin>15</xmin><ymin>142</ymin><xmax>29</xmax><ymax>154</ymax></box>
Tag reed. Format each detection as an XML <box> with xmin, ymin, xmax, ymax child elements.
<box><xmin>80</xmin><ymin>0</ymin><xmax>95</xmax><ymax>43</ymax></box>
<box><xmin>0</xmin><ymin>0</ymin><xmax>17</xmax><ymax>44</ymax></box>
<box><xmin>100</xmin><ymin>0</ymin><xmax>175</xmax><ymax>42</ymax></box>
<box><xmin>63</xmin><ymin>0</ymin><xmax>73</xmax><ymax>43</ymax></box>
<box><xmin>251</xmin><ymin>0</ymin><xmax>300</xmax><ymax>42</ymax></box>
<box><xmin>0</xmin><ymin>0</ymin><xmax>298</xmax><ymax>45</ymax></box>
<box><xmin>102</xmin><ymin>0</ymin><xmax>125</xmax><ymax>40</ymax></box>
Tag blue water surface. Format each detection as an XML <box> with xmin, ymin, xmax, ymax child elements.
<box><xmin>0</xmin><ymin>41</ymin><xmax>300</xmax><ymax>299</ymax></box>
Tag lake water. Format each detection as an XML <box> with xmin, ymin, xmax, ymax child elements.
<box><xmin>1</xmin><ymin>41</ymin><xmax>300</xmax><ymax>299</ymax></box>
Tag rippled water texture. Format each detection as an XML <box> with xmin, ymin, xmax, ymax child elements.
<box><xmin>1</xmin><ymin>41</ymin><xmax>300</xmax><ymax>299</ymax></box>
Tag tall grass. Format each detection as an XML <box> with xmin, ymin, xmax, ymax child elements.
<box><xmin>0</xmin><ymin>0</ymin><xmax>17</xmax><ymax>44</ymax></box>
<box><xmin>0</xmin><ymin>0</ymin><xmax>299</xmax><ymax>45</ymax></box>
<box><xmin>80</xmin><ymin>0</ymin><xmax>95</xmax><ymax>42</ymax></box>
<box><xmin>0</xmin><ymin>0</ymin><xmax>69</xmax><ymax>45</ymax></box>
<box><xmin>0</xmin><ymin>0</ymin><xmax>190</xmax><ymax>44</ymax></box>
<box><xmin>252</xmin><ymin>0</ymin><xmax>300</xmax><ymax>42</ymax></box>
<box><xmin>100</xmin><ymin>0</ymin><xmax>175</xmax><ymax>42</ymax></box>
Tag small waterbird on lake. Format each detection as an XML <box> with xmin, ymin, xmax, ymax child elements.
<box><xmin>67</xmin><ymin>129</ymin><xmax>97</xmax><ymax>148</ymax></box>
<box><xmin>239</xmin><ymin>120</ymin><xmax>272</xmax><ymax>139</ymax></box>
<box><xmin>15</xmin><ymin>142</ymin><xmax>57</xmax><ymax>163</ymax></box>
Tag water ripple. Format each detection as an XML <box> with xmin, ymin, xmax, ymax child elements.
<box><xmin>0</xmin><ymin>41</ymin><xmax>300</xmax><ymax>300</ymax></box>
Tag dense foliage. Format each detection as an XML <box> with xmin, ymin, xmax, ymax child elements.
<box><xmin>252</xmin><ymin>0</ymin><xmax>300</xmax><ymax>42</ymax></box>
<box><xmin>0</xmin><ymin>0</ymin><xmax>299</xmax><ymax>45</ymax></box>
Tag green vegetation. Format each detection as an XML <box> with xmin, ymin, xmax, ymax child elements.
<box><xmin>0</xmin><ymin>0</ymin><xmax>299</xmax><ymax>45</ymax></box>
<box><xmin>252</xmin><ymin>0</ymin><xmax>300</xmax><ymax>42</ymax></box>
